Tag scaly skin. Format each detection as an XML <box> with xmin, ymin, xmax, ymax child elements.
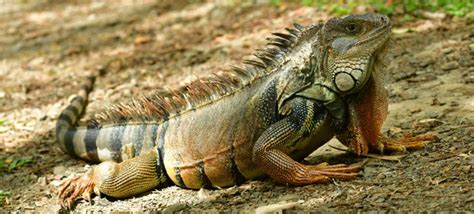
<box><xmin>57</xmin><ymin>13</ymin><xmax>435</xmax><ymax>209</ymax></box>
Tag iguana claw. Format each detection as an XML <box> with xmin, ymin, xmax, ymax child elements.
<box><xmin>374</xmin><ymin>134</ymin><xmax>438</xmax><ymax>153</ymax></box>
<box><xmin>58</xmin><ymin>170</ymin><xmax>99</xmax><ymax>209</ymax></box>
<box><xmin>307</xmin><ymin>162</ymin><xmax>362</xmax><ymax>180</ymax></box>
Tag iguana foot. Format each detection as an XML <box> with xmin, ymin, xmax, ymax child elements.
<box><xmin>306</xmin><ymin>162</ymin><xmax>361</xmax><ymax>180</ymax></box>
<box><xmin>58</xmin><ymin>169</ymin><xmax>99</xmax><ymax>209</ymax></box>
<box><xmin>374</xmin><ymin>134</ymin><xmax>438</xmax><ymax>153</ymax></box>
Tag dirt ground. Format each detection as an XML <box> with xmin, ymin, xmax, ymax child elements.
<box><xmin>0</xmin><ymin>1</ymin><xmax>472</xmax><ymax>213</ymax></box>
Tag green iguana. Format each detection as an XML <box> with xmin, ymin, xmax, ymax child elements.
<box><xmin>57</xmin><ymin>13</ymin><xmax>434</xmax><ymax>208</ymax></box>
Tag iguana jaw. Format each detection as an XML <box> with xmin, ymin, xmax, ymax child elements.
<box><xmin>321</xmin><ymin>13</ymin><xmax>391</xmax><ymax>95</ymax></box>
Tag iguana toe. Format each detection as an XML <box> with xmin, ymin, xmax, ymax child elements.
<box><xmin>58</xmin><ymin>171</ymin><xmax>97</xmax><ymax>209</ymax></box>
<box><xmin>375</xmin><ymin>134</ymin><xmax>438</xmax><ymax>153</ymax></box>
<box><xmin>307</xmin><ymin>163</ymin><xmax>362</xmax><ymax>179</ymax></box>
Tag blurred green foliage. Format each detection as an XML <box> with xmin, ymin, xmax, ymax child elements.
<box><xmin>0</xmin><ymin>158</ymin><xmax>33</xmax><ymax>171</ymax></box>
<box><xmin>272</xmin><ymin>0</ymin><xmax>474</xmax><ymax>17</ymax></box>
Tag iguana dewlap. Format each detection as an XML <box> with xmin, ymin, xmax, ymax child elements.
<box><xmin>56</xmin><ymin>13</ymin><xmax>432</xmax><ymax>208</ymax></box>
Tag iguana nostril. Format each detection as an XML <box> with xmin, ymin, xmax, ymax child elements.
<box><xmin>335</xmin><ymin>72</ymin><xmax>355</xmax><ymax>92</ymax></box>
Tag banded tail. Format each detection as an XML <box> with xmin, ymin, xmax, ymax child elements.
<box><xmin>55</xmin><ymin>75</ymin><xmax>96</xmax><ymax>160</ymax></box>
<box><xmin>56</xmin><ymin>74</ymin><xmax>160</xmax><ymax>163</ymax></box>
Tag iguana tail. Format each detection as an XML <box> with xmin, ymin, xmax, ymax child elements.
<box><xmin>55</xmin><ymin>75</ymin><xmax>96</xmax><ymax>159</ymax></box>
<box><xmin>55</xmin><ymin>72</ymin><xmax>159</xmax><ymax>163</ymax></box>
<box><xmin>57</xmin><ymin>75</ymin><xmax>167</xmax><ymax>205</ymax></box>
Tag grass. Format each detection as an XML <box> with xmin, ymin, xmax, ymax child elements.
<box><xmin>271</xmin><ymin>0</ymin><xmax>474</xmax><ymax>17</ymax></box>
<box><xmin>0</xmin><ymin>158</ymin><xmax>33</xmax><ymax>171</ymax></box>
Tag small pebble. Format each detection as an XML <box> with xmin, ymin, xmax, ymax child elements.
<box><xmin>53</xmin><ymin>165</ymin><xmax>67</xmax><ymax>176</ymax></box>
<box><xmin>37</xmin><ymin>176</ymin><xmax>47</xmax><ymax>186</ymax></box>
<box><xmin>464</xmin><ymin>76</ymin><xmax>474</xmax><ymax>84</ymax></box>
<box><xmin>414</xmin><ymin>118</ymin><xmax>444</xmax><ymax>129</ymax></box>
<box><xmin>431</xmin><ymin>98</ymin><xmax>446</xmax><ymax>106</ymax></box>
<box><xmin>419</xmin><ymin>58</ymin><xmax>435</xmax><ymax>67</ymax></box>
<box><xmin>441</xmin><ymin>61</ymin><xmax>459</xmax><ymax>71</ymax></box>
<box><xmin>441</xmin><ymin>47</ymin><xmax>455</xmax><ymax>55</ymax></box>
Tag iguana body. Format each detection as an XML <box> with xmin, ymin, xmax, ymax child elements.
<box><xmin>57</xmin><ymin>13</ymin><xmax>432</xmax><ymax>208</ymax></box>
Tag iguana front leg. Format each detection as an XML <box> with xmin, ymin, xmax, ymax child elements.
<box><xmin>252</xmin><ymin>99</ymin><xmax>360</xmax><ymax>185</ymax></box>
<box><xmin>337</xmin><ymin>76</ymin><xmax>436</xmax><ymax>155</ymax></box>
<box><xmin>59</xmin><ymin>148</ymin><xmax>166</xmax><ymax>208</ymax></box>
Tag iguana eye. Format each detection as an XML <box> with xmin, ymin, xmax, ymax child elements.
<box><xmin>344</xmin><ymin>23</ymin><xmax>360</xmax><ymax>34</ymax></box>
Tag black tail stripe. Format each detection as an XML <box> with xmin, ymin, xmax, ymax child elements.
<box><xmin>110</xmin><ymin>125</ymin><xmax>126</xmax><ymax>162</ymax></box>
<box><xmin>133</xmin><ymin>125</ymin><xmax>147</xmax><ymax>157</ymax></box>
<box><xmin>84</xmin><ymin>126</ymin><xmax>100</xmax><ymax>162</ymax></box>
<box><xmin>198</xmin><ymin>161</ymin><xmax>213</xmax><ymax>188</ymax></box>
<box><xmin>64</xmin><ymin>128</ymin><xmax>77</xmax><ymax>158</ymax></box>
<box><xmin>65</xmin><ymin>105</ymin><xmax>80</xmax><ymax>117</ymax></box>
<box><xmin>71</xmin><ymin>96</ymin><xmax>85</xmax><ymax>106</ymax></box>
<box><xmin>57</xmin><ymin>100</ymin><xmax>81</xmax><ymax>126</ymax></box>
<box><xmin>58</xmin><ymin>114</ymin><xmax>73</xmax><ymax>126</ymax></box>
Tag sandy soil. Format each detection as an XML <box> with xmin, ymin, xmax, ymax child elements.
<box><xmin>0</xmin><ymin>1</ymin><xmax>472</xmax><ymax>213</ymax></box>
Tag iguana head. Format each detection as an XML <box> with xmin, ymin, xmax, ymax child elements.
<box><xmin>319</xmin><ymin>13</ymin><xmax>391</xmax><ymax>95</ymax></box>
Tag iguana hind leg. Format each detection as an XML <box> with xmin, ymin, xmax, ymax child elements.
<box><xmin>59</xmin><ymin>148</ymin><xmax>167</xmax><ymax>208</ymax></box>
<box><xmin>252</xmin><ymin>99</ymin><xmax>361</xmax><ymax>185</ymax></box>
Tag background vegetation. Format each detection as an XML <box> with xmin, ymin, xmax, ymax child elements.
<box><xmin>270</xmin><ymin>0</ymin><xmax>474</xmax><ymax>17</ymax></box>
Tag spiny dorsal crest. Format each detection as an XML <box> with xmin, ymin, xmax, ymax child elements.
<box><xmin>91</xmin><ymin>23</ymin><xmax>322</xmax><ymax>126</ymax></box>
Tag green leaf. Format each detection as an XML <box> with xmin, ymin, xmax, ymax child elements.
<box><xmin>7</xmin><ymin>158</ymin><xmax>33</xmax><ymax>171</ymax></box>
<box><xmin>8</xmin><ymin>160</ymin><xmax>18</xmax><ymax>171</ymax></box>
<box><xmin>300</xmin><ymin>0</ymin><xmax>315</xmax><ymax>6</ymax></box>
<box><xmin>330</xmin><ymin>4</ymin><xmax>352</xmax><ymax>16</ymax></box>
<box><xmin>0</xmin><ymin>190</ymin><xmax>9</xmax><ymax>196</ymax></box>
<box><xmin>16</xmin><ymin>159</ymin><xmax>33</xmax><ymax>168</ymax></box>
<box><xmin>271</xmin><ymin>0</ymin><xmax>281</xmax><ymax>6</ymax></box>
